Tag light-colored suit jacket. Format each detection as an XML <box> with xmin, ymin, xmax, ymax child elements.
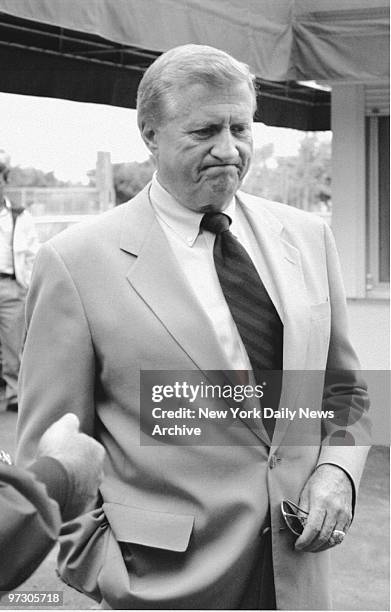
<box><xmin>16</xmin><ymin>186</ymin><xmax>370</xmax><ymax>610</ymax></box>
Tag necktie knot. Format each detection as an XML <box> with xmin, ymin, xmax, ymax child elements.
<box><xmin>201</xmin><ymin>212</ymin><xmax>231</xmax><ymax>235</ymax></box>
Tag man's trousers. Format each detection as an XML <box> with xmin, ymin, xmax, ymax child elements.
<box><xmin>0</xmin><ymin>277</ymin><xmax>26</xmax><ymax>408</ymax></box>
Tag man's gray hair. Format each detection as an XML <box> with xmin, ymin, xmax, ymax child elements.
<box><xmin>137</xmin><ymin>44</ymin><xmax>257</xmax><ymax>130</ymax></box>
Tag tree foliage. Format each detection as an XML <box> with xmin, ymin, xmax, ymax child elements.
<box><xmin>7</xmin><ymin>166</ymin><xmax>73</xmax><ymax>187</ymax></box>
<box><xmin>243</xmin><ymin>134</ymin><xmax>332</xmax><ymax>211</ymax></box>
<box><xmin>112</xmin><ymin>157</ymin><xmax>155</xmax><ymax>204</ymax></box>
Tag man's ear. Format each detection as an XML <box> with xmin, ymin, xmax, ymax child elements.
<box><xmin>140</xmin><ymin>121</ymin><xmax>159</xmax><ymax>157</ymax></box>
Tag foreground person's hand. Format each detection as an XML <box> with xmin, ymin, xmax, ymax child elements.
<box><xmin>37</xmin><ymin>413</ymin><xmax>105</xmax><ymax>519</ymax></box>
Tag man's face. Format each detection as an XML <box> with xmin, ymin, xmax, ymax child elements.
<box><xmin>144</xmin><ymin>81</ymin><xmax>254</xmax><ymax>212</ymax></box>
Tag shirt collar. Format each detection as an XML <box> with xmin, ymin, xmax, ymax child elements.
<box><xmin>0</xmin><ymin>197</ymin><xmax>11</xmax><ymax>212</ymax></box>
<box><xmin>149</xmin><ymin>172</ymin><xmax>237</xmax><ymax>246</ymax></box>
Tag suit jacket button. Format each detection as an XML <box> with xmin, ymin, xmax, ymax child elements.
<box><xmin>269</xmin><ymin>454</ymin><xmax>281</xmax><ymax>468</ymax></box>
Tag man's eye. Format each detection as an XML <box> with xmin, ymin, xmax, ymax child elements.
<box><xmin>231</xmin><ymin>125</ymin><xmax>248</xmax><ymax>134</ymax></box>
<box><xmin>193</xmin><ymin>127</ymin><xmax>215</xmax><ymax>138</ymax></box>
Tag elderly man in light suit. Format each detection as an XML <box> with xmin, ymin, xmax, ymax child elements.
<box><xmin>16</xmin><ymin>45</ymin><xmax>370</xmax><ymax>610</ymax></box>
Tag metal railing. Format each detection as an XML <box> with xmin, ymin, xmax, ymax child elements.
<box><xmin>5</xmin><ymin>186</ymin><xmax>103</xmax><ymax>242</ymax></box>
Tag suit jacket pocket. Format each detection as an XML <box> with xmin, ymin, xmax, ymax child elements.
<box><xmin>103</xmin><ymin>502</ymin><xmax>194</xmax><ymax>552</ymax></box>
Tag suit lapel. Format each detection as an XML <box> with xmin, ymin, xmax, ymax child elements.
<box><xmin>119</xmin><ymin>186</ymin><xmax>234</xmax><ymax>372</ymax></box>
<box><xmin>238</xmin><ymin>193</ymin><xmax>312</xmax><ymax>448</ymax></box>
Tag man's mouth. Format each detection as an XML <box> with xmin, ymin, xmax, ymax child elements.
<box><xmin>202</xmin><ymin>164</ymin><xmax>240</xmax><ymax>174</ymax></box>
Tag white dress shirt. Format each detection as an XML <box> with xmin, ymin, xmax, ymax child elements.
<box><xmin>149</xmin><ymin>174</ymin><xmax>270</xmax><ymax>372</ymax></box>
<box><xmin>0</xmin><ymin>198</ymin><xmax>14</xmax><ymax>274</ymax></box>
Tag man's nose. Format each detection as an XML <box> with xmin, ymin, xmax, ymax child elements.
<box><xmin>211</xmin><ymin>129</ymin><xmax>239</xmax><ymax>161</ymax></box>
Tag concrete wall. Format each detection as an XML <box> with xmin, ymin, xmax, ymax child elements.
<box><xmin>331</xmin><ymin>84</ymin><xmax>366</xmax><ymax>298</ymax></box>
<box><xmin>347</xmin><ymin>299</ymin><xmax>389</xmax><ymax>446</ymax></box>
<box><xmin>347</xmin><ymin>299</ymin><xmax>390</xmax><ymax>369</ymax></box>
<box><xmin>331</xmin><ymin>83</ymin><xmax>389</xmax><ymax>444</ymax></box>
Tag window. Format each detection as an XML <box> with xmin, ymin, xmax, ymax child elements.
<box><xmin>366</xmin><ymin>115</ymin><xmax>390</xmax><ymax>295</ymax></box>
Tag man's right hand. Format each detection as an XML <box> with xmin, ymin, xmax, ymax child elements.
<box><xmin>37</xmin><ymin>413</ymin><xmax>105</xmax><ymax>518</ymax></box>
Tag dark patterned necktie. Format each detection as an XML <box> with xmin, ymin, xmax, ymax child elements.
<box><xmin>201</xmin><ymin>212</ymin><xmax>283</xmax><ymax>440</ymax></box>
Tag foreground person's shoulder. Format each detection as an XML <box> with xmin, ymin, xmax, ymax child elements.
<box><xmin>237</xmin><ymin>190</ymin><xmax>327</xmax><ymax>229</ymax></box>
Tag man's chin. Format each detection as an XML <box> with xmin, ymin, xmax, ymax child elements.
<box><xmin>198</xmin><ymin>189</ymin><xmax>236</xmax><ymax>213</ymax></box>
<box><xmin>189</xmin><ymin>174</ymin><xmax>243</xmax><ymax>212</ymax></box>
<box><xmin>206</xmin><ymin>173</ymin><xmax>238</xmax><ymax>196</ymax></box>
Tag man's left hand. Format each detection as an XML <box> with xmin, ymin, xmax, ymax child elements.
<box><xmin>295</xmin><ymin>464</ymin><xmax>352</xmax><ymax>552</ymax></box>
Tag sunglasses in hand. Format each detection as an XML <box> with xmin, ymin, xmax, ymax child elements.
<box><xmin>281</xmin><ymin>499</ymin><xmax>309</xmax><ymax>536</ymax></box>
